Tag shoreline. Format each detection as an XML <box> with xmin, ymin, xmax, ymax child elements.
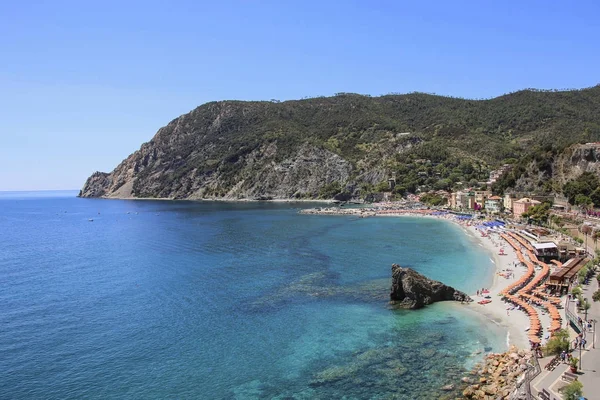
<box><xmin>302</xmin><ymin>208</ymin><xmax>532</xmax><ymax>350</ymax></box>
<box><xmin>78</xmin><ymin>195</ymin><xmax>337</xmax><ymax>203</ymax></box>
<box><xmin>378</xmin><ymin>212</ymin><xmax>530</xmax><ymax>349</ymax></box>
<box><xmin>454</xmin><ymin>221</ymin><xmax>530</xmax><ymax>350</ymax></box>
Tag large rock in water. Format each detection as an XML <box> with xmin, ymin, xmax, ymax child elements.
<box><xmin>390</xmin><ymin>264</ymin><xmax>471</xmax><ymax>309</ymax></box>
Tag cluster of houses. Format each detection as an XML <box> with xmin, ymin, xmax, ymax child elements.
<box><xmin>447</xmin><ymin>190</ymin><xmax>567</xmax><ymax>217</ymax></box>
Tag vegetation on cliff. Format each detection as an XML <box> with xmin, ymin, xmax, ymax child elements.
<box><xmin>80</xmin><ymin>86</ymin><xmax>600</xmax><ymax>200</ymax></box>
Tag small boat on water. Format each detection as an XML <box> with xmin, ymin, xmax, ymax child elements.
<box><xmin>88</xmin><ymin>218</ymin><xmax>94</xmax><ymax>222</ymax></box>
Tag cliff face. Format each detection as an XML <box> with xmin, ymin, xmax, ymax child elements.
<box><xmin>79</xmin><ymin>141</ymin><xmax>353</xmax><ymax>200</ymax></box>
<box><xmin>80</xmin><ymin>87</ymin><xmax>600</xmax><ymax>200</ymax></box>
<box><xmin>390</xmin><ymin>264</ymin><xmax>471</xmax><ymax>309</ymax></box>
<box><xmin>507</xmin><ymin>143</ymin><xmax>600</xmax><ymax>193</ymax></box>
<box><xmin>553</xmin><ymin>143</ymin><xmax>600</xmax><ymax>184</ymax></box>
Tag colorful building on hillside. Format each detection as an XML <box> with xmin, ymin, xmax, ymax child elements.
<box><xmin>513</xmin><ymin>197</ymin><xmax>541</xmax><ymax>218</ymax></box>
<box><xmin>454</xmin><ymin>191</ymin><xmax>475</xmax><ymax>210</ymax></box>
<box><xmin>503</xmin><ymin>193</ymin><xmax>518</xmax><ymax>214</ymax></box>
<box><xmin>484</xmin><ymin>195</ymin><xmax>503</xmax><ymax>213</ymax></box>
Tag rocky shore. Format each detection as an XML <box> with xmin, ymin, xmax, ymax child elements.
<box><xmin>390</xmin><ymin>264</ymin><xmax>471</xmax><ymax>309</ymax></box>
<box><xmin>299</xmin><ymin>207</ymin><xmax>376</xmax><ymax>216</ymax></box>
<box><xmin>459</xmin><ymin>346</ymin><xmax>533</xmax><ymax>400</ymax></box>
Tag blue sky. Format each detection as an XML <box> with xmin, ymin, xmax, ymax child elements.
<box><xmin>1</xmin><ymin>1</ymin><xmax>599</xmax><ymax>191</ymax></box>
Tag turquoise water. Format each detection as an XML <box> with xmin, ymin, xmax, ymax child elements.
<box><xmin>0</xmin><ymin>192</ymin><xmax>506</xmax><ymax>399</ymax></box>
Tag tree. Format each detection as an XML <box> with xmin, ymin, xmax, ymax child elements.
<box><xmin>591</xmin><ymin>187</ymin><xmax>600</xmax><ymax>207</ymax></box>
<box><xmin>522</xmin><ymin>203</ymin><xmax>551</xmax><ymax>224</ymax></box>
<box><xmin>544</xmin><ymin>329</ymin><xmax>570</xmax><ymax>356</ymax></box>
<box><xmin>575</xmin><ymin>194</ymin><xmax>593</xmax><ymax>208</ymax></box>
<box><xmin>559</xmin><ymin>380</ymin><xmax>583</xmax><ymax>400</ymax></box>
<box><xmin>578</xmin><ymin>264</ymin><xmax>590</xmax><ymax>284</ymax></box>
<box><xmin>593</xmin><ymin>290</ymin><xmax>600</xmax><ymax>302</ymax></box>
<box><xmin>593</xmin><ymin>230</ymin><xmax>600</xmax><ymax>249</ymax></box>
<box><xmin>419</xmin><ymin>193</ymin><xmax>448</xmax><ymax>206</ymax></box>
<box><xmin>564</xmin><ymin>172</ymin><xmax>600</xmax><ymax>205</ymax></box>
<box><xmin>581</xmin><ymin>299</ymin><xmax>591</xmax><ymax>320</ymax></box>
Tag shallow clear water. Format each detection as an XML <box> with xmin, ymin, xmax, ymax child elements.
<box><xmin>0</xmin><ymin>192</ymin><xmax>507</xmax><ymax>399</ymax></box>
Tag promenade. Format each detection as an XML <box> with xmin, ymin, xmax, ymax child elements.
<box><xmin>531</xmin><ymin>270</ymin><xmax>599</xmax><ymax>399</ymax></box>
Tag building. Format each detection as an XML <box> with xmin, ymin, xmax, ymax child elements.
<box><xmin>547</xmin><ymin>257</ymin><xmax>588</xmax><ymax>294</ymax></box>
<box><xmin>449</xmin><ymin>192</ymin><xmax>457</xmax><ymax>209</ymax></box>
<box><xmin>552</xmin><ymin>196</ymin><xmax>571</xmax><ymax>212</ymax></box>
<box><xmin>455</xmin><ymin>191</ymin><xmax>475</xmax><ymax>210</ymax></box>
<box><xmin>475</xmin><ymin>190</ymin><xmax>492</xmax><ymax>205</ymax></box>
<box><xmin>513</xmin><ymin>197</ymin><xmax>541</xmax><ymax>218</ymax></box>
<box><xmin>486</xmin><ymin>164</ymin><xmax>512</xmax><ymax>186</ymax></box>
<box><xmin>532</xmin><ymin>242</ymin><xmax>559</xmax><ymax>262</ymax></box>
<box><xmin>484</xmin><ymin>195</ymin><xmax>503</xmax><ymax>213</ymax></box>
<box><xmin>504</xmin><ymin>194</ymin><xmax>517</xmax><ymax>214</ymax></box>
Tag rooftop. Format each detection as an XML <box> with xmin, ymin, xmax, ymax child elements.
<box><xmin>514</xmin><ymin>197</ymin><xmax>541</xmax><ymax>204</ymax></box>
<box><xmin>533</xmin><ymin>242</ymin><xmax>557</xmax><ymax>250</ymax></box>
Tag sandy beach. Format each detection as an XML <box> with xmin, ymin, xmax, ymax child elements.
<box><xmin>457</xmin><ymin>223</ymin><xmax>531</xmax><ymax>349</ymax></box>
<box><xmin>375</xmin><ymin>211</ymin><xmax>534</xmax><ymax>349</ymax></box>
<box><xmin>304</xmin><ymin>207</ymin><xmax>553</xmax><ymax>350</ymax></box>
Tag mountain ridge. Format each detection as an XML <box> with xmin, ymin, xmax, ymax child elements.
<box><xmin>80</xmin><ymin>85</ymin><xmax>600</xmax><ymax>200</ymax></box>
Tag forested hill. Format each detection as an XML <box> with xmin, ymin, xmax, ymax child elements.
<box><xmin>80</xmin><ymin>85</ymin><xmax>600</xmax><ymax>200</ymax></box>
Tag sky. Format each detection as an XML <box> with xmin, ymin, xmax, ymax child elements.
<box><xmin>1</xmin><ymin>1</ymin><xmax>599</xmax><ymax>191</ymax></box>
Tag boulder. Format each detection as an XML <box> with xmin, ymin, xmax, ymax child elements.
<box><xmin>483</xmin><ymin>384</ymin><xmax>498</xmax><ymax>395</ymax></box>
<box><xmin>463</xmin><ymin>386</ymin><xmax>476</xmax><ymax>397</ymax></box>
<box><xmin>390</xmin><ymin>264</ymin><xmax>472</xmax><ymax>309</ymax></box>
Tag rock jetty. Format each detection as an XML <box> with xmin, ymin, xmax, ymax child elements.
<box><xmin>390</xmin><ymin>264</ymin><xmax>471</xmax><ymax>309</ymax></box>
<box><xmin>461</xmin><ymin>346</ymin><xmax>533</xmax><ymax>400</ymax></box>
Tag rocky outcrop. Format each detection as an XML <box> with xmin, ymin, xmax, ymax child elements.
<box><xmin>390</xmin><ymin>264</ymin><xmax>471</xmax><ymax>309</ymax></box>
<box><xmin>509</xmin><ymin>143</ymin><xmax>600</xmax><ymax>193</ymax></box>
<box><xmin>553</xmin><ymin>143</ymin><xmax>600</xmax><ymax>184</ymax></box>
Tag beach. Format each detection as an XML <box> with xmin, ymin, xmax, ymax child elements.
<box><xmin>370</xmin><ymin>210</ymin><xmax>537</xmax><ymax>349</ymax></box>
<box><xmin>458</xmin><ymin>223</ymin><xmax>532</xmax><ymax>349</ymax></box>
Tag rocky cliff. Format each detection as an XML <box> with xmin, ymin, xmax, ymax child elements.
<box><xmin>80</xmin><ymin>87</ymin><xmax>600</xmax><ymax>200</ymax></box>
<box><xmin>553</xmin><ymin>143</ymin><xmax>600</xmax><ymax>184</ymax></box>
<box><xmin>498</xmin><ymin>142</ymin><xmax>600</xmax><ymax>194</ymax></box>
<box><xmin>390</xmin><ymin>264</ymin><xmax>471</xmax><ymax>309</ymax></box>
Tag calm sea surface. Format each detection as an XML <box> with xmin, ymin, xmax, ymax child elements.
<box><xmin>0</xmin><ymin>191</ymin><xmax>507</xmax><ymax>399</ymax></box>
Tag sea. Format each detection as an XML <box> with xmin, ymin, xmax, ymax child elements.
<box><xmin>0</xmin><ymin>191</ymin><xmax>509</xmax><ymax>399</ymax></box>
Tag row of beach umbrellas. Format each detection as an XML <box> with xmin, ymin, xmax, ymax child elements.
<box><xmin>498</xmin><ymin>232</ymin><xmax>563</xmax><ymax>344</ymax></box>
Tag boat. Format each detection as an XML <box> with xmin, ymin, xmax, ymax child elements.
<box><xmin>478</xmin><ymin>300</ymin><xmax>492</xmax><ymax>305</ymax></box>
<box><xmin>88</xmin><ymin>218</ymin><xmax>94</xmax><ymax>222</ymax></box>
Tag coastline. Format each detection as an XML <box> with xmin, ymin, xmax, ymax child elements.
<box><xmin>78</xmin><ymin>195</ymin><xmax>336</xmax><ymax>203</ymax></box>
<box><xmin>378</xmin><ymin>212</ymin><xmax>530</xmax><ymax>349</ymax></box>
<box><xmin>316</xmin><ymin>209</ymin><xmax>532</xmax><ymax>350</ymax></box>
<box><xmin>453</xmin><ymin>221</ymin><xmax>530</xmax><ymax>350</ymax></box>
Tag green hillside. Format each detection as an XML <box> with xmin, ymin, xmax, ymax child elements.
<box><xmin>80</xmin><ymin>85</ymin><xmax>600</xmax><ymax>200</ymax></box>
